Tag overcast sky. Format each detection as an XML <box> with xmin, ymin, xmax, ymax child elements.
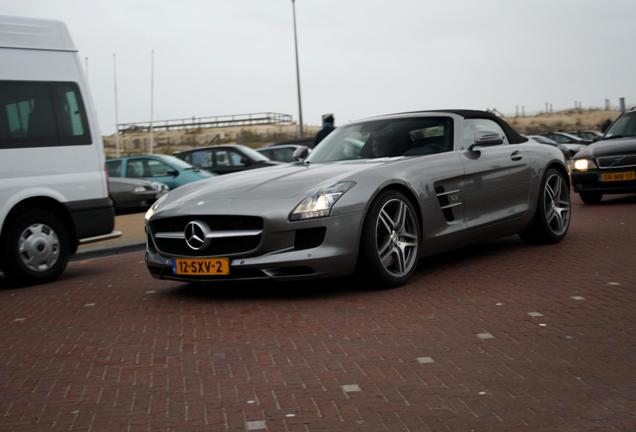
<box><xmin>4</xmin><ymin>0</ymin><xmax>635</xmax><ymax>134</ymax></box>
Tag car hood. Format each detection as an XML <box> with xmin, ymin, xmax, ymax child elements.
<box><xmin>155</xmin><ymin>159</ymin><xmax>394</xmax><ymax>216</ymax></box>
<box><xmin>575</xmin><ymin>137</ymin><xmax>636</xmax><ymax>159</ymax></box>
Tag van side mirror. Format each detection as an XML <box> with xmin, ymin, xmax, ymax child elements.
<box><xmin>293</xmin><ymin>146</ymin><xmax>310</xmax><ymax>161</ymax></box>
<box><xmin>468</xmin><ymin>131</ymin><xmax>504</xmax><ymax>152</ymax></box>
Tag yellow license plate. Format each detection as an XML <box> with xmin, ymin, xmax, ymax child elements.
<box><xmin>601</xmin><ymin>171</ymin><xmax>636</xmax><ymax>182</ymax></box>
<box><xmin>173</xmin><ymin>258</ymin><xmax>230</xmax><ymax>276</ymax></box>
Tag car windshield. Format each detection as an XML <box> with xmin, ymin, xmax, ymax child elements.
<box><xmin>306</xmin><ymin>117</ymin><xmax>452</xmax><ymax>163</ymax></box>
<box><xmin>605</xmin><ymin>112</ymin><xmax>636</xmax><ymax>139</ymax></box>
<box><xmin>157</xmin><ymin>155</ymin><xmax>196</xmax><ymax>170</ymax></box>
<box><xmin>239</xmin><ymin>146</ymin><xmax>270</xmax><ymax>162</ymax></box>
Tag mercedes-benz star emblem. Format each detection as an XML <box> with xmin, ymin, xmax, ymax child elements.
<box><xmin>184</xmin><ymin>221</ymin><xmax>211</xmax><ymax>251</ymax></box>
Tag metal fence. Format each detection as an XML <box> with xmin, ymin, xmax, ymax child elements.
<box><xmin>118</xmin><ymin>112</ymin><xmax>293</xmax><ymax>133</ymax></box>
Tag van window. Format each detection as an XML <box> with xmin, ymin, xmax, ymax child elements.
<box><xmin>52</xmin><ymin>83</ymin><xmax>91</xmax><ymax>144</ymax></box>
<box><xmin>0</xmin><ymin>81</ymin><xmax>91</xmax><ymax>149</ymax></box>
<box><xmin>0</xmin><ymin>82</ymin><xmax>57</xmax><ymax>147</ymax></box>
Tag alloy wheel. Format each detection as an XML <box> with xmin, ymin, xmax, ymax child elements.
<box><xmin>375</xmin><ymin>199</ymin><xmax>419</xmax><ymax>277</ymax></box>
<box><xmin>543</xmin><ymin>173</ymin><xmax>570</xmax><ymax>236</ymax></box>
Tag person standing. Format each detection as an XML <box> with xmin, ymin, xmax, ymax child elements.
<box><xmin>313</xmin><ymin>113</ymin><xmax>335</xmax><ymax>147</ymax></box>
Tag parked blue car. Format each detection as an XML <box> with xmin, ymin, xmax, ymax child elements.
<box><xmin>106</xmin><ymin>154</ymin><xmax>214</xmax><ymax>190</ymax></box>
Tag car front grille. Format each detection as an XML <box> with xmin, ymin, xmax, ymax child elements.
<box><xmin>150</xmin><ymin>215</ymin><xmax>263</xmax><ymax>232</ymax></box>
<box><xmin>597</xmin><ymin>154</ymin><xmax>636</xmax><ymax>169</ymax></box>
<box><xmin>149</xmin><ymin>215</ymin><xmax>263</xmax><ymax>257</ymax></box>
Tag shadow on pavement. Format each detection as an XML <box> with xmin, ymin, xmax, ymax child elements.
<box><xmin>161</xmin><ymin>236</ymin><xmax>529</xmax><ymax>302</ymax></box>
<box><xmin>418</xmin><ymin>235</ymin><xmax>526</xmax><ymax>276</ymax></box>
<box><xmin>596</xmin><ymin>194</ymin><xmax>636</xmax><ymax>205</ymax></box>
<box><xmin>0</xmin><ymin>261</ymin><xmax>113</xmax><ymax>290</ymax></box>
<box><xmin>163</xmin><ymin>274</ymin><xmax>370</xmax><ymax>302</ymax></box>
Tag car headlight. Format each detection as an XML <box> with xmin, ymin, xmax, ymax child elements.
<box><xmin>289</xmin><ymin>181</ymin><xmax>356</xmax><ymax>221</ymax></box>
<box><xmin>144</xmin><ymin>194</ymin><xmax>168</xmax><ymax>222</ymax></box>
<box><xmin>133</xmin><ymin>186</ymin><xmax>146</xmax><ymax>193</ymax></box>
<box><xmin>572</xmin><ymin>158</ymin><xmax>597</xmax><ymax>171</ymax></box>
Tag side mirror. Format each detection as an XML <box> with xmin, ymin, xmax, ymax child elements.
<box><xmin>166</xmin><ymin>169</ymin><xmax>179</xmax><ymax>176</ymax></box>
<box><xmin>293</xmin><ymin>146</ymin><xmax>310</xmax><ymax>161</ymax></box>
<box><xmin>468</xmin><ymin>131</ymin><xmax>504</xmax><ymax>152</ymax></box>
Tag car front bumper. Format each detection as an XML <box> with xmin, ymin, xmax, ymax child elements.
<box><xmin>572</xmin><ymin>170</ymin><xmax>636</xmax><ymax>194</ymax></box>
<box><xmin>145</xmin><ymin>211</ymin><xmax>364</xmax><ymax>282</ymax></box>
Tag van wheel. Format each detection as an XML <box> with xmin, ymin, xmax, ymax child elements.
<box><xmin>2</xmin><ymin>209</ymin><xmax>70</xmax><ymax>284</ymax></box>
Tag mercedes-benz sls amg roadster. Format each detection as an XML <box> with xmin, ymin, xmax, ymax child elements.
<box><xmin>145</xmin><ymin>110</ymin><xmax>571</xmax><ymax>287</ymax></box>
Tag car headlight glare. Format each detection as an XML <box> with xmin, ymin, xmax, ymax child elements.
<box><xmin>290</xmin><ymin>181</ymin><xmax>356</xmax><ymax>221</ymax></box>
<box><xmin>573</xmin><ymin>158</ymin><xmax>597</xmax><ymax>171</ymax></box>
<box><xmin>144</xmin><ymin>193</ymin><xmax>168</xmax><ymax>222</ymax></box>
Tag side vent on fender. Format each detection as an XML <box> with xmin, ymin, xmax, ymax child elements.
<box><xmin>435</xmin><ymin>185</ymin><xmax>462</xmax><ymax>222</ymax></box>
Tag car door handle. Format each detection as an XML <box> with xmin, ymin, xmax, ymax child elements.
<box><xmin>511</xmin><ymin>150</ymin><xmax>523</xmax><ymax>161</ymax></box>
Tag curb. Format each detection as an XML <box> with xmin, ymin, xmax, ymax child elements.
<box><xmin>73</xmin><ymin>241</ymin><xmax>146</xmax><ymax>261</ymax></box>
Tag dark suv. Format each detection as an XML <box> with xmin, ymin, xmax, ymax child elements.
<box><xmin>571</xmin><ymin>109</ymin><xmax>636</xmax><ymax>203</ymax></box>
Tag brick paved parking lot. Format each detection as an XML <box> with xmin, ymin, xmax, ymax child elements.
<box><xmin>0</xmin><ymin>196</ymin><xmax>635</xmax><ymax>431</ymax></box>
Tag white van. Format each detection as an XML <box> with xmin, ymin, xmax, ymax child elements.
<box><xmin>0</xmin><ymin>15</ymin><xmax>119</xmax><ymax>283</ymax></box>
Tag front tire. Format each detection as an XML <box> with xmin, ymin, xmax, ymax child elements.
<box><xmin>579</xmin><ymin>191</ymin><xmax>603</xmax><ymax>204</ymax></box>
<box><xmin>520</xmin><ymin>168</ymin><xmax>571</xmax><ymax>244</ymax></box>
<box><xmin>1</xmin><ymin>209</ymin><xmax>71</xmax><ymax>284</ymax></box>
<box><xmin>358</xmin><ymin>190</ymin><xmax>421</xmax><ymax>288</ymax></box>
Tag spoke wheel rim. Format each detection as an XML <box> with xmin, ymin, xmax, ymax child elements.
<box><xmin>17</xmin><ymin>223</ymin><xmax>60</xmax><ymax>273</ymax></box>
<box><xmin>543</xmin><ymin>173</ymin><xmax>570</xmax><ymax>236</ymax></box>
<box><xmin>375</xmin><ymin>198</ymin><xmax>419</xmax><ymax>278</ymax></box>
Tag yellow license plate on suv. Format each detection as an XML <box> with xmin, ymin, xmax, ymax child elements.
<box><xmin>173</xmin><ymin>258</ymin><xmax>230</xmax><ymax>276</ymax></box>
<box><xmin>601</xmin><ymin>171</ymin><xmax>636</xmax><ymax>182</ymax></box>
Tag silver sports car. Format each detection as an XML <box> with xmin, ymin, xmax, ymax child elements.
<box><xmin>145</xmin><ymin>110</ymin><xmax>571</xmax><ymax>287</ymax></box>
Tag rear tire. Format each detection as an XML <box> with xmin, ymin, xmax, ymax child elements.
<box><xmin>1</xmin><ymin>208</ymin><xmax>71</xmax><ymax>284</ymax></box>
<box><xmin>358</xmin><ymin>190</ymin><xmax>421</xmax><ymax>288</ymax></box>
<box><xmin>520</xmin><ymin>168</ymin><xmax>571</xmax><ymax>244</ymax></box>
<box><xmin>579</xmin><ymin>191</ymin><xmax>603</xmax><ymax>204</ymax></box>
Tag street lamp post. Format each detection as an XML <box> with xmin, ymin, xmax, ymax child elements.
<box><xmin>113</xmin><ymin>53</ymin><xmax>121</xmax><ymax>157</ymax></box>
<box><xmin>291</xmin><ymin>0</ymin><xmax>304</xmax><ymax>137</ymax></box>
<box><xmin>149</xmin><ymin>49</ymin><xmax>155</xmax><ymax>154</ymax></box>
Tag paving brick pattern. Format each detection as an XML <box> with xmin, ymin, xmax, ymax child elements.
<box><xmin>1</xmin><ymin>195</ymin><xmax>635</xmax><ymax>431</ymax></box>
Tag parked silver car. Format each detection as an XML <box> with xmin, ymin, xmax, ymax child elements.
<box><xmin>145</xmin><ymin>110</ymin><xmax>571</xmax><ymax>287</ymax></box>
<box><xmin>108</xmin><ymin>177</ymin><xmax>167</xmax><ymax>213</ymax></box>
<box><xmin>526</xmin><ymin>134</ymin><xmax>584</xmax><ymax>159</ymax></box>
